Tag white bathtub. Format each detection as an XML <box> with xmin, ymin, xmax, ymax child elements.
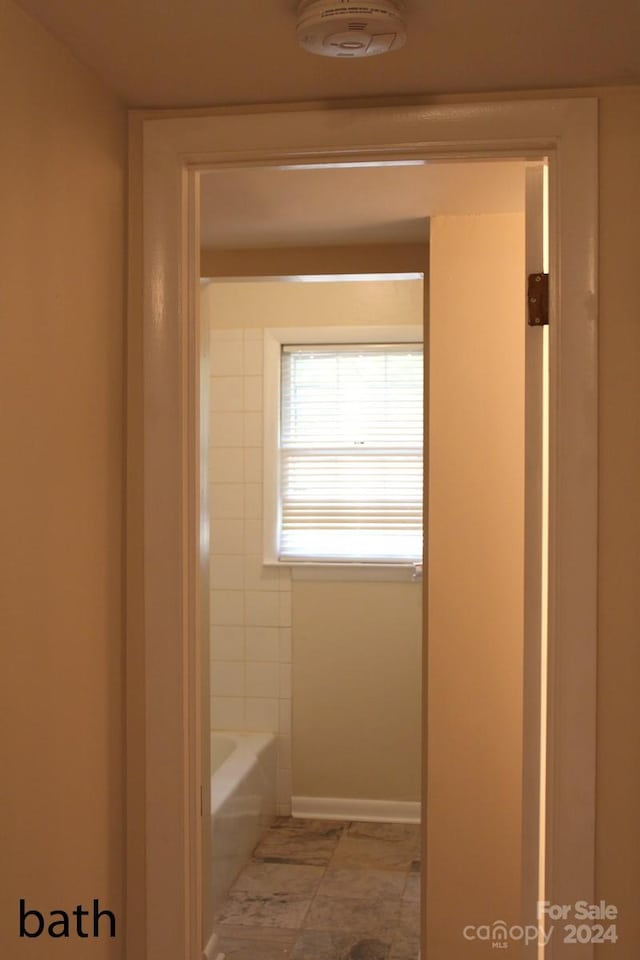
<box><xmin>209</xmin><ymin>730</ymin><xmax>277</xmax><ymax>919</ymax></box>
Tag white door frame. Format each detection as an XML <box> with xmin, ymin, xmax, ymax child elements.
<box><xmin>129</xmin><ymin>97</ymin><xmax>598</xmax><ymax>960</ymax></box>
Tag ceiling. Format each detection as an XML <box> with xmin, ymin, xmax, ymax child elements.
<box><xmin>17</xmin><ymin>0</ymin><xmax>640</xmax><ymax>109</ymax></box>
<box><xmin>199</xmin><ymin>160</ymin><xmax>526</xmax><ymax>248</ymax></box>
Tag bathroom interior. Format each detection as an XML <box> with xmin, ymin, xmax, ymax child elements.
<box><xmin>200</xmin><ymin>160</ymin><xmax>529</xmax><ymax>960</ymax></box>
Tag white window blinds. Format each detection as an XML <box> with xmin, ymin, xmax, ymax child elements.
<box><xmin>279</xmin><ymin>343</ymin><xmax>423</xmax><ymax>562</ymax></box>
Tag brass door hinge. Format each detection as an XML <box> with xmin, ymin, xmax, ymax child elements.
<box><xmin>527</xmin><ymin>273</ymin><xmax>549</xmax><ymax>326</ymax></box>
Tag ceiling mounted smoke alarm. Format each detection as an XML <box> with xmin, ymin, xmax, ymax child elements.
<box><xmin>296</xmin><ymin>0</ymin><xmax>407</xmax><ymax>58</ymax></box>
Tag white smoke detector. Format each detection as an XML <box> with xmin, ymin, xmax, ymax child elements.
<box><xmin>296</xmin><ymin>0</ymin><xmax>407</xmax><ymax>58</ymax></box>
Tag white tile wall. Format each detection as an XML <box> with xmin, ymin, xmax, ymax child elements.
<box><xmin>210</xmin><ymin>376</ymin><xmax>243</xmax><ymax>411</ymax></box>
<box><xmin>245</xmin><ymin>697</ymin><xmax>279</xmax><ymax>731</ymax></box>
<box><xmin>210</xmin><ymin>483</ymin><xmax>244</xmax><ymax>519</ymax></box>
<box><xmin>211</xmin><ymin>625</ymin><xmax>244</xmax><ymax>661</ymax></box>
<box><xmin>208</xmin><ymin>320</ymin><xmax>292</xmax><ymax>812</ymax></box>
<box><xmin>211</xmin><ymin>589</ymin><xmax>244</xmax><ymax>627</ymax></box>
<box><xmin>211</xmin><ymin>660</ymin><xmax>245</xmax><ymax>697</ymax></box>
<box><xmin>279</xmin><ymin>568</ymin><xmax>292</xmax><ymax>592</ymax></box>
<box><xmin>246</xmin><ymin>626</ymin><xmax>279</xmax><ymax>662</ymax></box>
<box><xmin>245</xmin><ymin>590</ymin><xmax>280</xmax><ymax>627</ymax></box>
<box><xmin>243</xmin><ymin>376</ymin><xmax>262</xmax><ymax>411</ymax></box>
<box><xmin>210</xmin><ymin>555</ymin><xmax>244</xmax><ymax>591</ymax></box>
<box><xmin>244</xmin><ymin>448</ymin><xmax>262</xmax><ymax>483</ymax></box>
<box><xmin>246</xmin><ymin>661</ymin><xmax>279</xmax><ymax>698</ymax></box>
<box><xmin>278</xmin><ymin>593</ymin><xmax>292</xmax><ymax>627</ymax></box>
<box><xmin>209</xmin><ymin>339</ymin><xmax>244</xmax><ymax>377</ymax></box>
<box><xmin>278</xmin><ymin>734</ymin><xmax>292</xmax><ymax>771</ymax></box>
<box><xmin>210</xmin><ymin>411</ymin><xmax>244</xmax><ymax>448</ymax></box>
<box><xmin>243</xmin><ymin>412</ymin><xmax>262</xmax><ymax>447</ymax></box>
<box><xmin>279</xmin><ymin>663</ymin><xmax>292</xmax><ymax>699</ymax></box>
<box><xmin>243</xmin><ymin>483</ymin><xmax>262</xmax><ymax>520</ymax></box>
<box><xmin>278</xmin><ymin>699</ymin><xmax>291</xmax><ymax>736</ymax></box>
<box><xmin>212</xmin><ymin>448</ymin><xmax>244</xmax><ymax>483</ymax></box>
<box><xmin>210</xmin><ymin>517</ymin><xmax>244</xmax><ymax>555</ymax></box>
<box><xmin>278</xmin><ymin>628</ymin><xmax>292</xmax><ymax>663</ymax></box>
<box><xmin>243</xmin><ymin>340</ymin><xmax>263</xmax><ymax>376</ymax></box>
<box><xmin>243</xmin><ymin>518</ymin><xmax>262</xmax><ymax>555</ymax></box>
<box><xmin>211</xmin><ymin>696</ymin><xmax>244</xmax><ymax>730</ymax></box>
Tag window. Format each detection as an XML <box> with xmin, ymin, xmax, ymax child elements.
<box><xmin>264</xmin><ymin>326</ymin><xmax>423</xmax><ymax>566</ymax></box>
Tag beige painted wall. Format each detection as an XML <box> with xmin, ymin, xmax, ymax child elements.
<box><xmin>0</xmin><ymin>1</ymin><xmax>125</xmax><ymax>957</ymax></box>
<box><xmin>427</xmin><ymin>214</ymin><xmax>525</xmax><ymax>955</ymax></box>
<box><xmin>200</xmin><ymin>243</ymin><xmax>427</xmax><ymax>278</ymax></box>
<box><xmin>595</xmin><ymin>88</ymin><xmax>640</xmax><ymax>956</ymax></box>
<box><xmin>203</xmin><ymin>275</ymin><xmax>423</xmax><ymax>330</ymax></box>
<box><xmin>0</xmin><ymin>65</ymin><xmax>628</xmax><ymax>957</ymax></box>
<box><xmin>203</xmin><ymin>277</ymin><xmax>424</xmax><ymax>802</ymax></box>
<box><xmin>292</xmin><ymin>581</ymin><xmax>422</xmax><ymax>800</ymax></box>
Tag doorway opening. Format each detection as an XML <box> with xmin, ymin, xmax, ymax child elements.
<box><xmin>197</xmin><ymin>158</ymin><xmax>535</xmax><ymax>960</ymax></box>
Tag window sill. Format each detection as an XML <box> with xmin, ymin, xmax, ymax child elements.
<box><xmin>264</xmin><ymin>561</ymin><xmax>422</xmax><ymax>583</ymax></box>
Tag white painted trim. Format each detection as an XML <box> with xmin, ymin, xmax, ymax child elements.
<box><xmin>289</xmin><ymin>562</ymin><xmax>420</xmax><ymax>582</ymax></box>
<box><xmin>133</xmin><ymin>96</ymin><xmax>598</xmax><ymax>960</ymax></box>
<box><xmin>522</xmin><ymin>163</ymin><xmax>548</xmax><ymax>955</ymax></box>
<box><xmin>263</xmin><ymin>322</ymin><xmax>424</xmax><ymax>565</ymax></box>
<box><xmin>292</xmin><ymin>795</ymin><xmax>421</xmax><ymax>824</ymax></box>
<box><xmin>544</xmin><ymin>105</ymin><xmax>597</xmax><ymax>960</ymax></box>
<box><xmin>202</xmin><ymin>931</ymin><xmax>218</xmax><ymax>960</ymax></box>
<box><xmin>202</xmin><ymin>272</ymin><xmax>423</xmax><ymax>283</ymax></box>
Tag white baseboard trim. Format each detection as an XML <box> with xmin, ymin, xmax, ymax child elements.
<box><xmin>291</xmin><ymin>795</ymin><xmax>421</xmax><ymax>824</ymax></box>
<box><xmin>202</xmin><ymin>929</ymin><xmax>218</xmax><ymax>960</ymax></box>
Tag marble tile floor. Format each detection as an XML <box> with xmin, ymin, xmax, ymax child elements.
<box><xmin>214</xmin><ymin>817</ymin><xmax>421</xmax><ymax>960</ymax></box>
